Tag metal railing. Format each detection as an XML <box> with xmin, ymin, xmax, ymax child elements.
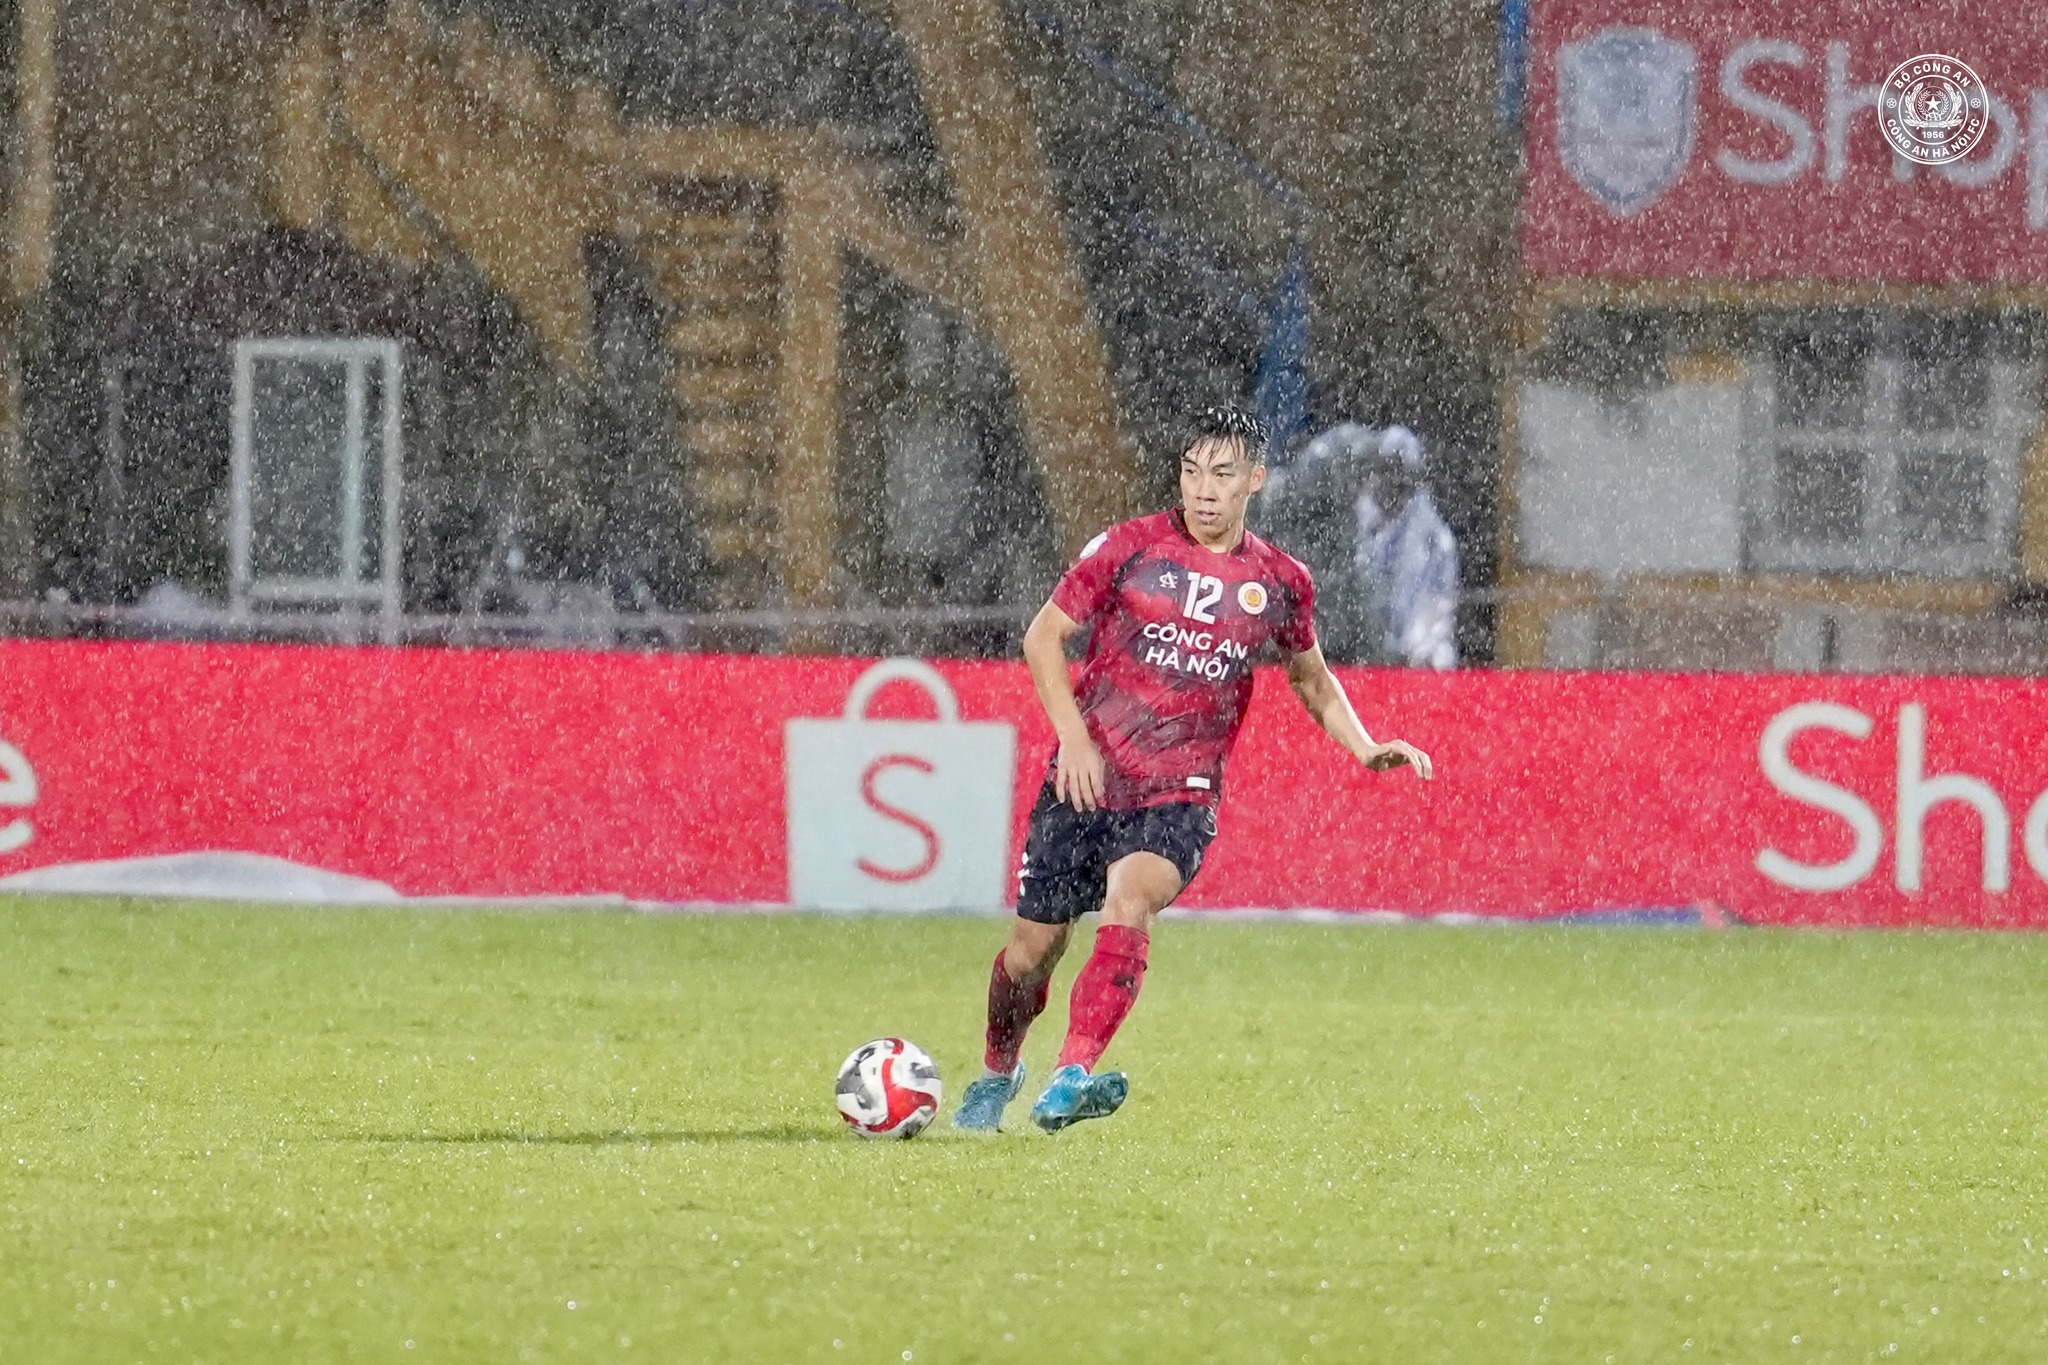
<box><xmin>13</xmin><ymin>583</ymin><xmax>2048</xmax><ymax>676</ymax></box>
<box><xmin>1492</xmin><ymin>582</ymin><xmax>2048</xmax><ymax>677</ymax></box>
<box><xmin>0</xmin><ymin>597</ymin><xmax>1036</xmax><ymax>658</ymax></box>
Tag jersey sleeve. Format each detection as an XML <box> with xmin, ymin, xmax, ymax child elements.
<box><xmin>1273</xmin><ymin>556</ymin><xmax>1318</xmax><ymax>656</ymax></box>
<box><xmin>1050</xmin><ymin>521</ymin><xmax>1143</xmax><ymax>623</ymax></box>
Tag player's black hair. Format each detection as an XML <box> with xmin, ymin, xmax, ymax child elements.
<box><xmin>1181</xmin><ymin>406</ymin><xmax>1270</xmax><ymax>466</ymax></box>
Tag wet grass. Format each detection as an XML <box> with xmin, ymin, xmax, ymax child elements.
<box><xmin>3</xmin><ymin>900</ymin><xmax>2048</xmax><ymax>1362</ymax></box>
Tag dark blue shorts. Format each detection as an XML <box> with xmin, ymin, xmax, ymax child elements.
<box><xmin>1013</xmin><ymin>782</ymin><xmax>1218</xmax><ymax>925</ymax></box>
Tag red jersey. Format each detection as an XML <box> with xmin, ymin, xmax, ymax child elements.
<box><xmin>1047</xmin><ymin>507</ymin><xmax>1317</xmax><ymax>810</ymax></box>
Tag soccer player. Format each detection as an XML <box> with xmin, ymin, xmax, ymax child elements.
<box><xmin>953</xmin><ymin>406</ymin><xmax>1434</xmax><ymax>1134</ymax></box>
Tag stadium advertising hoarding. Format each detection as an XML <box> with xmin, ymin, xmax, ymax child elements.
<box><xmin>1521</xmin><ymin>0</ymin><xmax>2048</xmax><ymax>282</ymax></box>
<box><xmin>5</xmin><ymin>641</ymin><xmax>2048</xmax><ymax>927</ymax></box>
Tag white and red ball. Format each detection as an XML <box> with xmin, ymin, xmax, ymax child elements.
<box><xmin>834</xmin><ymin>1037</ymin><xmax>942</xmax><ymax>1139</ymax></box>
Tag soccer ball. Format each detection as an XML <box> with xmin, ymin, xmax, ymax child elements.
<box><xmin>834</xmin><ymin>1037</ymin><xmax>943</xmax><ymax>1139</ymax></box>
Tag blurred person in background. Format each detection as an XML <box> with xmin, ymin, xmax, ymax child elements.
<box><xmin>882</xmin><ymin>305</ymin><xmax>985</xmax><ymax>599</ymax></box>
<box><xmin>1354</xmin><ymin>425</ymin><xmax>1460</xmax><ymax>670</ymax></box>
<box><xmin>1255</xmin><ymin>420</ymin><xmax>1379</xmax><ymax>660</ymax></box>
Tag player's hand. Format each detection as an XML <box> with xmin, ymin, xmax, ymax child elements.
<box><xmin>1055</xmin><ymin>733</ymin><xmax>1107</xmax><ymax>811</ymax></box>
<box><xmin>1363</xmin><ymin>739</ymin><xmax>1433</xmax><ymax>780</ymax></box>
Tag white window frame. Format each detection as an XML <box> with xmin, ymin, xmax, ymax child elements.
<box><xmin>1745</xmin><ymin>319</ymin><xmax>2033</xmax><ymax>579</ymax></box>
<box><xmin>229</xmin><ymin>337</ymin><xmax>404</xmax><ymax>628</ymax></box>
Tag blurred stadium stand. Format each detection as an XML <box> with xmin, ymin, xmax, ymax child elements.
<box><xmin>4</xmin><ymin>0</ymin><xmax>1379</xmax><ymax>656</ymax></box>
<box><xmin>7</xmin><ymin>0</ymin><xmax>2034</xmax><ymax>677</ymax></box>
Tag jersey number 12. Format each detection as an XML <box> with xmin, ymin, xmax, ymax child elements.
<box><xmin>1181</xmin><ymin>572</ymin><xmax>1223</xmax><ymax>624</ymax></box>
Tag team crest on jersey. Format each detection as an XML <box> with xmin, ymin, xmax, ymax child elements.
<box><xmin>1237</xmin><ymin>581</ymin><xmax>1269</xmax><ymax>616</ymax></box>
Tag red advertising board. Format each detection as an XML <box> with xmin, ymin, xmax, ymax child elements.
<box><xmin>1521</xmin><ymin>0</ymin><xmax>2048</xmax><ymax>282</ymax></box>
<box><xmin>4</xmin><ymin>641</ymin><xmax>2048</xmax><ymax>927</ymax></box>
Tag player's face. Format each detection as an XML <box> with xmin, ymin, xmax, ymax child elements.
<box><xmin>1179</xmin><ymin>437</ymin><xmax>1267</xmax><ymax>545</ymax></box>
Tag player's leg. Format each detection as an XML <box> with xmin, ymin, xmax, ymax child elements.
<box><xmin>956</xmin><ymin>916</ymin><xmax>1068</xmax><ymax>1132</ymax></box>
<box><xmin>991</xmin><ymin>786</ymin><xmax>1103</xmax><ymax>1068</ymax></box>
<box><xmin>1001</xmin><ymin>914</ymin><xmax>1072</xmax><ymax>980</ymax></box>
<box><xmin>1033</xmin><ymin>804</ymin><xmax>1214</xmax><ymax>1132</ymax></box>
<box><xmin>987</xmin><ymin>915</ymin><xmax>1071</xmax><ymax>1073</ymax></box>
<box><xmin>955</xmin><ymin>785</ymin><xmax>1104</xmax><ymax>1131</ymax></box>
<box><xmin>1056</xmin><ymin>851</ymin><xmax>1180</xmax><ymax>1070</ymax></box>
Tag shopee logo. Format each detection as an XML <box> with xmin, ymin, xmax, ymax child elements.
<box><xmin>1756</xmin><ymin>702</ymin><xmax>2048</xmax><ymax>894</ymax></box>
<box><xmin>0</xmin><ymin>738</ymin><xmax>34</xmax><ymax>854</ymax></box>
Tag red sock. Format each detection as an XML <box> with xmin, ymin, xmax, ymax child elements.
<box><xmin>1057</xmin><ymin>924</ymin><xmax>1150</xmax><ymax>1071</ymax></box>
<box><xmin>984</xmin><ymin>951</ymin><xmax>1049</xmax><ymax>1074</ymax></box>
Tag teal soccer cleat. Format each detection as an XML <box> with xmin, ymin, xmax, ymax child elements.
<box><xmin>1029</xmin><ymin>1063</ymin><xmax>1129</xmax><ymax>1133</ymax></box>
<box><xmin>952</xmin><ymin>1062</ymin><xmax>1026</xmax><ymax>1132</ymax></box>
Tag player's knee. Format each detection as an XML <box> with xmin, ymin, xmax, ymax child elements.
<box><xmin>1102</xmin><ymin>868</ymin><xmax>1180</xmax><ymax>927</ymax></box>
<box><xmin>1099</xmin><ymin>894</ymin><xmax>1165</xmax><ymax>930</ymax></box>
<box><xmin>1003</xmin><ymin>927</ymin><xmax>1067</xmax><ymax>983</ymax></box>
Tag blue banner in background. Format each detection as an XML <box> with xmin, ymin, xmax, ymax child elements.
<box><xmin>1254</xmin><ymin>239</ymin><xmax>1312</xmax><ymax>462</ymax></box>
<box><xmin>1498</xmin><ymin>0</ymin><xmax>1530</xmax><ymax>132</ymax></box>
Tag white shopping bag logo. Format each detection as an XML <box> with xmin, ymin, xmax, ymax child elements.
<box><xmin>786</xmin><ymin>658</ymin><xmax>1016</xmax><ymax>911</ymax></box>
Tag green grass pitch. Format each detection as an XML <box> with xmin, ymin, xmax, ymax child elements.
<box><xmin>5</xmin><ymin>900</ymin><xmax>2048</xmax><ymax>1362</ymax></box>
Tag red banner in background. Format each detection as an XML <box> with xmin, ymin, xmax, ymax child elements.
<box><xmin>5</xmin><ymin>641</ymin><xmax>2048</xmax><ymax>927</ymax></box>
<box><xmin>1521</xmin><ymin>1</ymin><xmax>2048</xmax><ymax>282</ymax></box>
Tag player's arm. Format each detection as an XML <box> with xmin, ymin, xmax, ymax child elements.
<box><xmin>1284</xmin><ymin>644</ymin><xmax>1434</xmax><ymax>779</ymax></box>
<box><xmin>1022</xmin><ymin>600</ymin><xmax>1107</xmax><ymax>810</ymax></box>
